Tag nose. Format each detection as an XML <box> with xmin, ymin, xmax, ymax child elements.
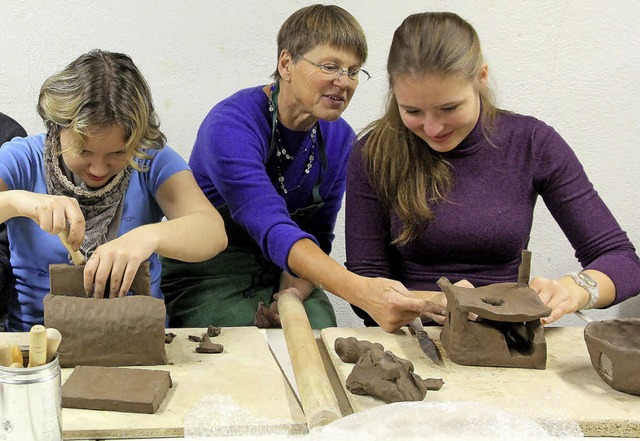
<box><xmin>88</xmin><ymin>158</ymin><xmax>109</xmax><ymax>177</ymax></box>
<box><xmin>333</xmin><ymin>71</ymin><xmax>350</xmax><ymax>87</ymax></box>
<box><xmin>423</xmin><ymin>114</ymin><xmax>444</xmax><ymax>138</ymax></box>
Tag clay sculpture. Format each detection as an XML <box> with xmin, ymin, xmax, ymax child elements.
<box><xmin>439</xmin><ymin>250</ymin><xmax>551</xmax><ymax>369</ymax></box>
<box><xmin>44</xmin><ymin>261</ymin><xmax>168</xmax><ymax>367</ymax></box>
<box><xmin>584</xmin><ymin>318</ymin><xmax>640</xmax><ymax>395</ymax></box>
<box><xmin>335</xmin><ymin>337</ymin><xmax>443</xmax><ymax>404</ymax></box>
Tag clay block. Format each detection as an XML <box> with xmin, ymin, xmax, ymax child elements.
<box><xmin>584</xmin><ymin>319</ymin><xmax>640</xmax><ymax>395</ymax></box>
<box><xmin>44</xmin><ymin>294</ymin><xmax>168</xmax><ymax>367</ymax></box>
<box><xmin>62</xmin><ymin>365</ymin><xmax>172</xmax><ymax>414</ymax></box>
<box><xmin>48</xmin><ymin>261</ymin><xmax>151</xmax><ymax>297</ymax></box>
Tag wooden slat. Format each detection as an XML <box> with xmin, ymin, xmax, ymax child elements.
<box><xmin>1</xmin><ymin>327</ymin><xmax>306</xmax><ymax>439</ymax></box>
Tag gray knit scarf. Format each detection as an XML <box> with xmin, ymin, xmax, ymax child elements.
<box><xmin>43</xmin><ymin>132</ymin><xmax>131</xmax><ymax>257</ymax></box>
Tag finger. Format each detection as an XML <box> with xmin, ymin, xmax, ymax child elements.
<box><xmin>273</xmin><ymin>287</ymin><xmax>300</xmax><ymax>302</ymax></box>
<box><xmin>117</xmin><ymin>263</ymin><xmax>139</xmax><ymax>298</ymax></box>
<box><xmin>422</xmin><ymin>311</ymin><xmax>446</xmax><ymax>325</ymax></box>
<box><xmin>108</xmin><ymin>261</ymin><xmax>128</xmax><ymax>298</ymax></box>
<box><xmin>83</xmin><ymin>254</ymin><xmax>99</xmax><ymax>297</ymax></box>
<box><xmin>453</xmin><ymin>279</ymin><xmax>474</xmax><ymax>289</ymax></box>
<box><xmin>91</xmin><ymin>257</ymin><xmax>112</xmax><ymax>299</ymax></box>
<box><xmin>51</xmin><ymin>205</ymin><xmax>68</xmax><ymax>236</ymax></box>
<box><xmin>65</xmin><ymin>201</ymin><xmax>85</xmax><ymax>249</ymax></box>
<box><xmin>36</xmin><ymin>204</ymin><xmax>54</xmax><ymax>233</ymax></box>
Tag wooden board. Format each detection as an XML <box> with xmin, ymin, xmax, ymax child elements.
<box><xmin>321</xmin><ymin>326</ymin><xmax>640</xmax><ymax>438</ymax></box>
<box><xmin>1</xmin><ymin>327</ymin><xmax>306</xmax><ymax>439</ymax></box>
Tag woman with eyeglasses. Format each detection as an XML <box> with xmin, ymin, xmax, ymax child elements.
<box><xmin>162</xmin><ymin>4</ymin><xmax>444</xmax><ymax>331</ymax></box>
<box><xmin>345</xmin><ymin>12</ymin><xmax>640</xmax><ymax>326</ymax></box>
<box><xmin>0</xmin><ymin>50</ymin><xmax>228</xmax><ymax>331</ymax></box>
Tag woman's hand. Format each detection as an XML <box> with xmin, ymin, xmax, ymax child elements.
<box><xmin>413</xmin><ymin>279</ymin><xmax>475</xmax><ymax>324</ymax></box>
<box><xmin>83</xmin><ymin>227</ymin><xmax>158</xmax><ymax>298</ymax></box>
<box><xmin>530</xmin><ymin>276</ymin><xmax>589</xmax><ymax>324</ymax></box>
<box><xmin>357</xmin><ymin>277</ymin><xmax>446</xmax><ymax>332</ymax></box>
<box><xmin>10</xmin><ymin>190</ymin><xmax>85</xmax><ymax>249</ymax></box>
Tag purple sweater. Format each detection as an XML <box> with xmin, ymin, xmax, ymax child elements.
<box><xmin>346</xmin><ymin>112</ymin><xmax>640</xmax><ymax>305</ymax></box>
<box><xmin>190</xmin><ymin>86</ymin><xmax>355</xmax><ymax>271</ymax></box>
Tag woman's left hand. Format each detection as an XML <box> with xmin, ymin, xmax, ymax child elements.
<box><xmin>530</xmin><ymin>276</ymin><xmax>589</xmax><ymax>324</ymax></box>
<box><xmin>83</xmin><ymin>228</ymin><xmax>158</xmax><ymax>298</ymax></box>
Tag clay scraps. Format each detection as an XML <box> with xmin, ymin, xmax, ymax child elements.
<box><xmin>335</xmin><ymin>337</ymin><xmax>443</xmax><ymax>404</ymax></box>
<box><xmin>189</xmin><ymin>326</ymin><xmax>224</xmax><ymax>354</ymax></box>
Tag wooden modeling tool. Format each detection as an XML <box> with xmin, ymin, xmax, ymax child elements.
<box><xmin>28</xmin><ymin>324</ymin><xmax>47</xmax><ymax>367</ymax></box>
<box><xmin>0</xmin><ymin>342</ymin><xmax>12</xmax><ymax>367</ymax></box>
<box><xmin>278</xmin><ymin>290</ymin><xmax>341</xmax><ymax>428</ymax></box>
<box><xmin>58</xmin><ymin>228</ymin><xmax>86</xmax><ymax>265</ymax></box>
<box><xmin>10</xmin><ymin>345</ymin><xmax>23</xmax><ymax>365</ymax></box>
<box><xmin>46</xmin><ymin>327</ymin><xmax>62</xmax><ymax>363</ymax></box>
<box><xmin>10</xmin><ymin>362</ymin><xmax>24</xmax><ymax>368</ymax></box>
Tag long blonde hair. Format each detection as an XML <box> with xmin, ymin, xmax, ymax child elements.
<box><xmin>362</xmin><ymin>12</ymin><xmax>499</xmax><ymax>245</ymax></box>
<box><xmin>37</xmin><ymin>49</ymin><xmax>166</xmax><ymax>171</ymax></box>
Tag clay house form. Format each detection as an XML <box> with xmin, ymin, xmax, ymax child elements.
<box><xmin>438</xmin><ymin>250</ymin><xmax>552</xmax><ymax>369</ymax></box>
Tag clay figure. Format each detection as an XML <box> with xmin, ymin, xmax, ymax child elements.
<box><xmin>335</xmin><ymin>336</ymin><xmax>384</xmax><ymax>363</ymax></box>
<box><xmin>196</xmin><ymin>334</ymin><xmax>224</xmax><ymax>354</ymax></box>
<box><xmin>335</xmin><ymin>337</ymin><xmax>443</xmax><ymax>404</ymax></box>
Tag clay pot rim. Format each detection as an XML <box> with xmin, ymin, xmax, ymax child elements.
<box><xmin>584</xmin><ymin>319</ymin><xmax>640</xmax><ymax>355</ymax></box>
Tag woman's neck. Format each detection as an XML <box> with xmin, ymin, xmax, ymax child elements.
<box><xmin>263</xmin><ymin>82</ymin><xmax>317</xmax><ymax>132</ymax></box>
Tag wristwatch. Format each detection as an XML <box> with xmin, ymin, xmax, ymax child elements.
<box><xmin>569</xmin><ymin>271</ymin><xmax>599</xmax><ymax>310</ymax></box>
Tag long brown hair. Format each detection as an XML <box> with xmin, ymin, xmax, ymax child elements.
<box><xmin>362</xmin><ymin>12</ymin><xmax>499</xmax><ymax>245</ymax></box>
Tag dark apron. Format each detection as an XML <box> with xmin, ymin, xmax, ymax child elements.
<box><xmin>162</xmin><ymin>81</ymin><xmax>336</xmax><ymax>329</ymax></box>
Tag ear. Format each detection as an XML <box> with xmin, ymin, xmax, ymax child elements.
<box><xmin>277</xmin><ymin>49</ymin><xmax>293</xmax><ymax>82</ymax></box>
<box><xmin>477</xmin><ymin>63</ymin><xmax>489</xmax><ymax>87</ymax></box>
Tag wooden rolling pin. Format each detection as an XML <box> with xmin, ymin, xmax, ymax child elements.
<box><xmin>278</xmin><ymin>290</ymin><xmax>341</xmax><ymax>428</ymax></box>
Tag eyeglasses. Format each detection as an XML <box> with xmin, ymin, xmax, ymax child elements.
<box><xmin>297</xmin><ymin>55</ymin><xmax>370</xmax><ymax>82</ymax></box>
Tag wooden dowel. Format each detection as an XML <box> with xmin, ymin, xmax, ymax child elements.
<box><xmin>28</xmin><ymin>324</ymin><xmax>47</xmax><ymax>367</ymax></box>
<box><xmin>46</xmin><ymin>327</ymin><xmax>62</xmax><ymax>363</ymax></box>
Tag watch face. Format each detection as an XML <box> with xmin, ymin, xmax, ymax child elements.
<box><xmin>578</xmin><ymin>272</ymin><xmax>598</xmax><ymax>287</ymax></box>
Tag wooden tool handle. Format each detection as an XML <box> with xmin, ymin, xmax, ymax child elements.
<box><xmin>58</xmin><ymin>229</ymin><xmax>86</xmax><ymax>265</ymax></box>
<box><xmin>278</xmin><ymin>290</ymin><xmax>341</xmax><ymax>428</ymax></box>
<box><xmin>28</xmin><ymin>324</ymin><xmax>47</xmax><ymax>367</ymax></box>
<box><xmin>46</xmin><ymin>327</ymin><xmax>62</xmax><ymax>363</ymax></box>
<box><xmin>0</xmin><ymin>342</ymin><xmax>12</xmax><ymax>367</ymax></box>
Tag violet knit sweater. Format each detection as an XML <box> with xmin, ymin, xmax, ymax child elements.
<box><xmin>345</xmin><ymin>112</ymin><xmax>639</xmax><ymax>315</ymax></box>
<box><xmin>190</xmin><ymin>86</ymin><xmax>355</xmax><ymax>271</ymax></box>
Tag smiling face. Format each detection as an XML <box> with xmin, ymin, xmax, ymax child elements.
<box><xmin>277</xmin><ymin>44</ymin><xmax>362</xmax><ymax>130</ymax></box>
<box><xmin>393</xmin><ymin>68</ymin><xmax>487</xmax><ymax>153</ymax></box>
<box><xmin>60</xmin><ymin>125</ymin><xmax>129</xmax><ymax>189</ymax></box>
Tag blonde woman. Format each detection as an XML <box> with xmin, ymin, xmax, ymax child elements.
<box><xmin>0</xmin><ymin>50</ymin><xmax>227</xmax><ymax>331</ymax></box>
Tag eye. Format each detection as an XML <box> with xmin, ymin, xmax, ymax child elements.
<box><xmin>403</xmin><ymin>108</ymin><xmax>421</xmax><ymax>115</ymax></box>
<box><xmin>320</xmin><ymin>63</ymin><xmax>341</xmax><ymax>74</ymax></box>
<box><xmin>441</xmin><ymin>104</ymin><xmax>459</xmax><ymax>112</ymax></box>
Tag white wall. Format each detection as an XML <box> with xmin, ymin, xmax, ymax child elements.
<box><xmin>1</xmin><ymin>0</ymin><xmax>639</xmax><ymax>326</ymax></box>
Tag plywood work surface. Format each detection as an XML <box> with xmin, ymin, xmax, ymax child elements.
<box><xmin>320</xmin><ymin>326</ymin><xmax>640</xmax><ymax>438</ymax></box>
<box><xmin>1</xmin><ymin>327</ymin><xmax>306</xmax><ymax>439</ymax></box>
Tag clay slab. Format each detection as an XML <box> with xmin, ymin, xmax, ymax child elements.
<box><xmin>62</xmin><ymin>365</ymin><xmax>172</xmax><ymax>414</ymax></box>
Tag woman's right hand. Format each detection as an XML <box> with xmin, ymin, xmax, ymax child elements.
<box><xmin>10</xmin><ymin>190</ymin><xmax>85</xmax><ymax>248</ymax></box>
<box><xmin>357</xmin><ymin>277</ymin><xmax>446</xmax><ymax>332</ymax></box>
